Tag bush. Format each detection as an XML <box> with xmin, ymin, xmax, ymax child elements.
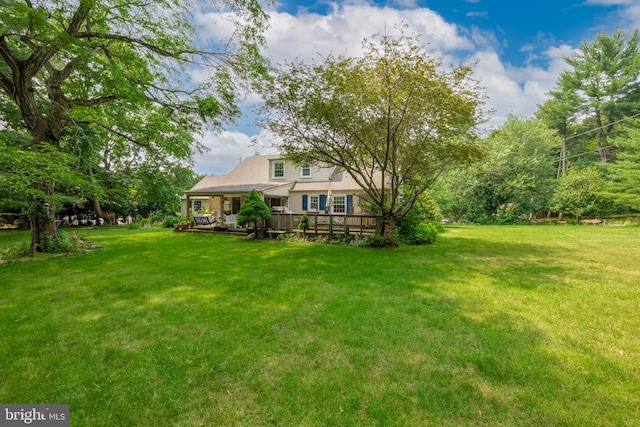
<box><xmin>397</xmin><ymin>193</ymin><xmax>444</xmax><ymax>243</ymax></box>
<box><xmin>39</xmin><ymin>232</ymin><xmax>81</xmax><ymax>253</ymax></box>
<box><xmin>0</xmin><ymin>242</ymin><xmax>31</xmax><ymax>262</ymax></box>
<box><xmin>399</xmin><ymin>222</ymin><xmax>439</xmax><ymax>245</ymax></box>
<box><xmin>162</xmin><ymin>216</ymin><xmax>181</xmax><ymax>228</ymax></box>
<box><xmin>299</xmin><ymin>215</ymin><xmax>309</xmax><ymax>231</ymax></box>
<box><xmin>352</xmin><ymin>235</ymin><xmax>387</xmax><ymax>248</ymax></box>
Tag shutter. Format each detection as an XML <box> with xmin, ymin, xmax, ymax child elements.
<box><xmin>347</xmin><ymin>195</ymin><xmax>353</xmax><ymax>215</ymax></box>
<box><xmin>302</xmin><ymin>195</ymin><xmax>308</xmax><ymax>211</ymax></box>
<box><xmin>319</xmin><ymin>194</ymin><xmax>327</xmax><ymax>213</ymax></box>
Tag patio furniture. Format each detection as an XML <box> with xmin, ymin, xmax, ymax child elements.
<box><xmin>224</xmin><ymin>214</ymin><xmax>237</xmax><ymax>228</ymax></box>
<box><xmin>193</xmin><ymin>215</ymin><xmax>216</xmax><ymax>226</ymax></box>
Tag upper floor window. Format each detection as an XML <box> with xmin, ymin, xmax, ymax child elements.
<box><xmin>300</xmin><ymin>162</ymin><xmax>311</xmax><ymax>178</ymax></box>
<box><xmin>273</xmin><ymin>161</ymin><xmax>285</xmax><ymax>179</ymax></box>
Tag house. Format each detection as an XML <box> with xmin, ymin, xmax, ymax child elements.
<box><xmin>181</xmin><ymin>153</ymin><xmax>378</xmax><ymax>220</ymax></box>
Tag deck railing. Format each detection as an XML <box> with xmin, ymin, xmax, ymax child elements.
<box><xmin>266</xmin><ymin>213</ymin><xmax>381</xmax><ymax>236</ymax></box>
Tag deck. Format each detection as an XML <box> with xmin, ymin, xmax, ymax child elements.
<box><xmin>176</xmin><ymin>213</ymin><xmax>381</xmax><ymax>238</ymax></box>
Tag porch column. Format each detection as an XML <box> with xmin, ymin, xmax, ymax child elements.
<box><xmin>186</xmin><ymin>194</ymin><xmax>191</xmax><ymax>219</ymax></box>
<box><xmin>219</xmin><ymin>196</ymin><xmax>224</xmax><ymax>219</ymax></box>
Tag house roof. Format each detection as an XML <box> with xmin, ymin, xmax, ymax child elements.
<box><xmin>290</xmin><ymin>170</ymin><xmax>381</xmax><ymax>193</ymax></box>
<box><xmin>186</xmin><ymin>153</ymin><xmax>292</xmax><ymax>195</ymax></box>
<box><xmin>184</xmin><ymin>153</ymin><xmax>382</xmax><ymax>197</ymax></box>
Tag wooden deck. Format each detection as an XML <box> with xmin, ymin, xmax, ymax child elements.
<box><xmin>266</xmin><ymin>213</ymin><xmax>380</xmax><ymax>237</ymax></box>
<box><xmin>175</xmin><ymin>213</ymin><xmax>381</xmax><ymax>238</ymax></box>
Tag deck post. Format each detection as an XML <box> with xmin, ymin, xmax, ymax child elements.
<box><xmin>329</xmin><ymin>214</ymin><xmax>333</xmax><ymax>239</ymax></box>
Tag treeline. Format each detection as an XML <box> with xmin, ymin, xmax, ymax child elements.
<box><xmin>433</xmin><ymin>28</ymin><xmax>640</xmax><ymax>223</ymax></box>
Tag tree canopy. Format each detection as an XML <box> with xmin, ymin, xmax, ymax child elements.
<box><xmin>436</xmin><ymin>116</ymin><xmax>558</xmax><ymax>222</ymax></box>
<box><xmin>562</xmin><ymin>28</ymin><xmax>640</xmax><ymax>163</ymax></box>
<box><xmin>261</xmin><ymin>29</ymin><xmax>484</xmax><ymax>245</ymax></box>
<box><xmin>0</xmin><ymin>0</ymin><xmax>270</xmax><ymax>252</ymax></box>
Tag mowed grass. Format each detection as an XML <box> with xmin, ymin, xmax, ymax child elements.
<box><xmin>1</xmin><ymin>225</ymin><xmax>639</xmax><ymax>426</ymax></box>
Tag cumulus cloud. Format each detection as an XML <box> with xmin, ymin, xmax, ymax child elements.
<box><xmin>263</xmin><ymin>4</ymin><xmax>473</xmax><ymax>64</ymax></box>
<box><xmin>190</xmin><ymin>2</ymin><xmax>607</xmax><ymax>174</ymax></box>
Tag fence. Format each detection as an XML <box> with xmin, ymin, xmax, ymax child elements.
<box><xmin>266</xmin><ymin>213</ymin><xmax>380</xmax><ymax>237</ymax></box>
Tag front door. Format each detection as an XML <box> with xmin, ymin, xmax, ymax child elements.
<box><xmin>232</xmin><ymin>197</ymin><xmax>241</xmax><ymax>213</ymax></box>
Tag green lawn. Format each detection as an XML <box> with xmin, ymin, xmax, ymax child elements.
<box><xmin>1</xmin><ymin>225</ymin><xmax>639</xmax><ymax>426</ymax></box>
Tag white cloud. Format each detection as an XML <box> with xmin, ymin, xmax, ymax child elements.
<box><xmin>191</xmin><ymin>3</ymin><xmax>597</xmax><ymax>174</ymax></box>
<box><xmin>466</xmin><ymin>11</ymin><xmax>488</xmax><ymax>19</ymax></box>
<box><xmin>262</xmin><ymin>4</ymin><xmax>473</xmax><ymax>64</ymax></box>
<box><xmin>193</xmin><ymin>130</ymin><xmax>273</xmax><ymax>175</ymax></box>
<box><xmin>472</xmin><ymin>44</ymin><xmax>573</xmax><ymax>129</ymax></box>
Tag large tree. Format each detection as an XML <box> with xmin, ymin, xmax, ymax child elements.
<box><xmin>437</xmin><ymin>117</ymin><xmax>557</xmax><ymax>222</ymax></box>
<box><xmin>0</xmin><ymin>0</ymin><xmax>269</xmax><ymax>252</ymax></box>
<box><xmin>602</xmin><ymin>121</ymin><xmax>640</xmax><ymax>212</ymax></box>
<box><xmin>261</xmin><ymin>29</ymin><xmax>484</xmax><ymax>245</ymax></box>
<box><xmin>536</xmin><ymin>72</ymin><xmax>582</xmax><ymax>179</ymax></box>
<box><xmin>563</xmin><ymin>28</ymin><xmax>640</xmax><ymax>163</ymax></box>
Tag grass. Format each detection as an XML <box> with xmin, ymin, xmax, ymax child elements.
<box><xmin>1</xmin><ymin>225</ymin><xmax>639</xmax><ymax>426</ymax></box>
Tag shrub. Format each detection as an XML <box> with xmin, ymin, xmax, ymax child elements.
<box><xmin>39</xmin><ymin>232</ymin><xmax>81</xmax><ymax>253</ymax></box>
<box><xmin>399</xmin><ymin>222</ymin><xmax>439</xmax><ymax>245</ymax></box>
<box><xmin>299</xmin><ymin>215</ymin><xmax>309</xmax><ymax>231</ymax></box>
<box><xmin>0</xmin><ymin>243</ymin><xmax>31</xmax><ymax>262</ymax></box>
<box><xmin>237</xmin><ymin>189</ymin><xmax>271</xmax><ymax>236</ymax></box>
<box><xmin>162</xmin><ymin>216</ymin><xmax>181</xmax><ymax>228</ymax></box>
<box><xmin>352</xmin><ymin>235</ymin><xmax>387</xmax><ymax>248</ymax></box>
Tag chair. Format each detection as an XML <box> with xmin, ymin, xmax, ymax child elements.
<box><xmin>224</xmin><ymin>214</ymin><xmax>237</xmax><ymax>228</ymax></box>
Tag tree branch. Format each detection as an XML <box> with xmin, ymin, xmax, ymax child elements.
<box><xmin>76</xmin><ymin>32</ymin><xmax>199</xmax><ymax>60</ymax></box>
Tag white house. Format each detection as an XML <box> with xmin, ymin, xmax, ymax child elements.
<box><xmin>181</xmin><ymin>153</ymin><xmax>379</xmax><ymax>220</ymax></box>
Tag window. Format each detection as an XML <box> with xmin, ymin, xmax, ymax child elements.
<box><xmin>333</xmin><ymin>195</ymin><xmax>346</xmax><ymax>214</ymax></box>
<box><xmin>309</xmin><ymin>196</ymin><xmax>319</xmax><ymax>211</ymax></box>
<box><xmin>193</xmin><ymin>200</ymin><xmax>202</xmax><ymax>212</ymax></box>
<box><xmin>300</xmin><ymin>162</ymin><xmax>311</xmax><ymax>178</ymax></box>
<box><xmin>273</xmin><ymin>161</ymin><xmax>284</xmax><ymax>178</ymax></box>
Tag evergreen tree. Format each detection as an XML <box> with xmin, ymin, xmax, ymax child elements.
<box><xmin>237</xmin><ymin>189</ymin><xmax>271</xmax><ymax>237</ymax></box>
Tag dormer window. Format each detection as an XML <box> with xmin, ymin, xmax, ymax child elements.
<box><xmin>300</xmin><ymin>162</ymin><xmax>311</xmax><ymax>178</ymax></box>
<box><xmin>273</xmin><ymin>161</ymin><xmax>284</xmax><ymax>179</ymax></box>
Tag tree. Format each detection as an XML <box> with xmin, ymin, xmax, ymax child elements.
<box><xmin>563</xmin><ymin>28</ymin><xmax>640</xmax><ymax>163</ymax></box>
<box><xmin>436</xmin><ymin>116</ymin><xmax>557</xmax><ymax>222</ymax></box>
<box><xmin>262</xmin><ymin>29</ymin><xmax>484</xmax><ymax>245</ymax></box>
<box><xmin>551</xmin><ymin>167</ymin><xmax>609</xmax><ymax>220</ymax></box>
<box><xmin>537</xmin><ymin>72</ymin><xmax>582</xmax><ymax>179</ymax></box>
<box><xmin>602</xmin><ymin>121</ymin><xmax>640</xmax><ymax>212</ymax></box>
<box><xmin>237</xmin><ymin>189</ymin><xmax>270</xmax><ymax>237</ymax></box>
<box><xmin>0</xmin><ymin>0</ymin><xmax>270</xmax><ymax>252</ymax></box>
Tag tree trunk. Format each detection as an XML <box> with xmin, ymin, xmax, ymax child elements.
<box><xmin>88</xmin><ymin>164</ymin><xmax>104</xmax><ymax>222</ymax></box>
<box><xmin>28</xmin><ymin>182</ymin><xmax>58</xmax><ymax>253</ymax></box>
<box><xmin>595</xmin><ymin>112</ymin><xmax>609</xmax><ymax>163</ymax></box>
<box><xmin>381</xmin><ymin>212</ymin><xmax>397</xmax><ymax>246</ymax></box>
<box><xmin>92</xmin><ymin>195</ymin><xmax>104</xmax><ymax>222</ymax></box>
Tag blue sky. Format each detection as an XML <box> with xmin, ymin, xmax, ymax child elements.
<box><xmin>193</xmin><ymin>0</ymin><xmax>640</xmax><ymax>175</ymax></box>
